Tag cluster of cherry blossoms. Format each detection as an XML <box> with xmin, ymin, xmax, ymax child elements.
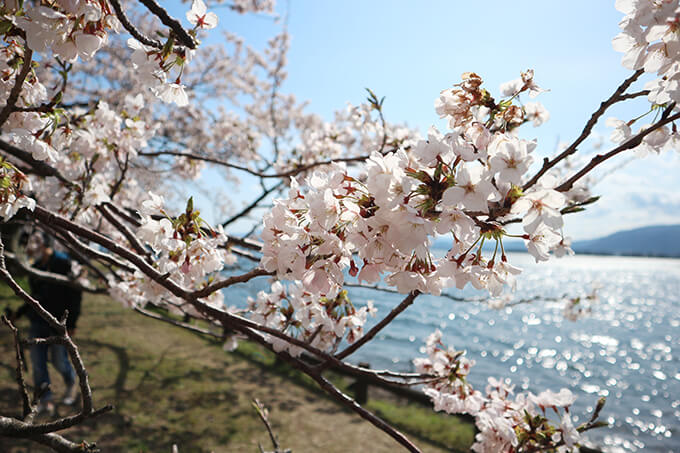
<box><xmin>415</xmin><ymin>330</ymin><xmax>585</xmax><ymax>452</ymax></box>
<box><xmin>261</xmin><ymin>71</ymin><xmax>580</xmax><ymax>307</ymax></box>
<box><xmin>11</xmin><ymin>0</ymin><xmax>119</xmax><ymax>63</ymax></box>
<box><xmin>0</xmin><ymin>0</ymin><xmax>231</xmax><ymax>225</ymax></box>
<box><xmin>128</xmin><ymin>0</ymin><xmax>222</xmax><ymax>107</ymax></box>
<box><xmin>7</xmin><ymin>96</ymin><xmax>157</xmax><ymax>221</ymax></box>
<box><xmin>247</xmin><ymin>281</ymin><xmax>376</xmax><ymax>356</ymax></box>
<box><xmin>109</xmin><ymin>192</ymin><xmax>236</xmax><ymax>311</ymax></box>
<box><xmin>0</xmin><ymin>157</ymin><xmax>34</xmax><ymax>220</ymax></box>
<box><xmin>610</xmin><ymin>0</ymin><xmax>680</xmax><ymax>154</ymax></box>
<box><xmin>3</xmin><ymin>0</ymin><xmax>221</xmax><ymax>109</ymax></box>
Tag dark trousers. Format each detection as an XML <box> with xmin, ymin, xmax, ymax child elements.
<box><xmin>29</xmin><ymin>321</ymin><xmax>75</xmax><ymax>403</ymax></box>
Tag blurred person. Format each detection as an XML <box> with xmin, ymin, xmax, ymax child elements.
<box><xmin>12</xmin><ymin>234</ymin><xmax>82</xmax><ymax>414</ymax></box>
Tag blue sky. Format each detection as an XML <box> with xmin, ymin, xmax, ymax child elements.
<box><xmin>180</xmin><ymin>1</ymin><xmax>680</xmax><ymax>240</ymax></box>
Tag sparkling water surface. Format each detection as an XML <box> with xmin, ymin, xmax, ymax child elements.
<box><xmin>227</xmin><ymin>253</ymin><xmax>680</xmax><ymax>452</ymax></box>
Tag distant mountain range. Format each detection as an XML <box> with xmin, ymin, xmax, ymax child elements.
<box><xmin>571</xmin><ymin>224</ymin><xmax>680</xmax><ymax>257</ymax></box>
<box><xmin>500</xmin><ymin>224</ymin><xmax>680</xmax><ymax>258</ymax></box>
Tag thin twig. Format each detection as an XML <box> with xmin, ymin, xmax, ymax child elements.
<box><xmin>98</xmin><ymin>204</ymin><xmax>151</xmax><ymax>260</ymax></box>
<box><xmin>134</xmin><ymin>305</ymin><xmax>222</xmax><ymax>338</ymax></box>
<box><xmin>137</xmin><ymin>0</ymin><xmax>197</xmax><ymax>49</ymax></box>
<box><xmin>0</xmin><ymin>48</ymin><xmax>33</xmax><ymax>128</ymax></box>
<box><xmin>523</xmin><ymin>69</ymin><xmax>645</xmax><ymax>191</ymax></box>
<box><xmin>335</xmin><ymin>291</ymin><xmax>419</xmax><ymax>360</ymax></box>
<box><xmin>109</xmin><ymin>0</ymin><xmax>163</xmax><ymax>49</ymax></box>
<box><xmin>188</xmin><ymin>267</ymin><xmax>272</xmax><ymax>299</ymax></box>
<box><xmin>0</xmin><ymin>140</ymin><xmax>75</xmax><ymax>187</ymax></box>
<box><xmin>243</xmin><ymin>326</ymin><xmax>422</xmax><ymax>453</ymax></box>
<box><xmin>222</xmin><ymin>181</ymin><xmax>283</xmax><ymax>227</ymax></box>
<box><xmin>252</xmin><ymin>399</ymin><xmax>281</xmax><ymax>452</ymax></box>
<box><xmin>1</xmin><ymin>316</ymin><xmax>32</xmax><ymax>419</ymax></box>
<box><xmin>556</xmin><ymin>110</ymin><xmax>680</xmax><ymax>192</ymax></box>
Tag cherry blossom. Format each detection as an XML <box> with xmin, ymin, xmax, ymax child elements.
<box><xmin>0</xmin><ymin>1</ymin><xmax>666</xmax><ymax>450</ymax></box>
<box><xmin>187</xmin><ymin>0</ymin><xmax>219</xmax><ymax>29</ymax></box>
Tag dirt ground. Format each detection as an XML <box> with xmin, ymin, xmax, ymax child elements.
<box><xmin>1</xmin><ymin>292</ymin><xmax>466</xmax><ymax>452</ymax></box>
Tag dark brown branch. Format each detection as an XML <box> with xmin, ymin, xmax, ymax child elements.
<box><xmin>0</xmin><ymin>48</ymin><xmax>33</xmax><ymax>129</ymax></box>
<box><xmin>222</xmin><ymin>181</ymin><xmax>283</xmax><ymax>227</ymax></box>
<box><xmin>226</xmin><ymin>235</ymin><xmax>263</xmax><ymax>252</ymax></box>
<box><xmin>312</xmin><ymin>374</ymin><xmax>420</xmax><ymax>452</ymax></box>
<box><xmin>28</xmin><ymin>206</ymin><xmax>433</xmax><ymax>403</ymax></box>
<box><xmin>27</xmin><ymin>206</ymin><xmax>445</xmax><ymax>409</ymax></box>
<box><xmin>556</xmin><ymin>110</ymin><xmax>680</xmax><ymax>192</ymax></box>
<box><xmin>109</xmin><ymin>0</ymin><xmax>163</xmax><ymax>49</ymax></box>
<box><xmin>523</xmin><ymin>69</ymin><xmax>645</xmax><ymax>191</ymax></box>
<box><xmin>0</xmin><ymin>140</ymin><xmax>74</xmax><ymax>187</ymax></box>
<box><xmin>185</xmin><ymin>295</ymin><xmax>426</xmax><ymax>389</ymax></box>
<box><xmin>55</xmin><ymin>229</ymin><xmax>135</xmax><ymax>274</ymax></box>
<box><xmin>2</xmin><ymin>250</ymin><xmax>107</xmax><ymax>294</ymax></box>
<box><xmin>189</xmin><ymin>267</ymin><xmax>272</xmax><ymax>299</ymax></box>
<box><xmin>139</xmin><ymin>149</ymin><xmax>376</xmax><ymax>179</ymax></box>
<box><xmin>137</xmin><ymin>0</ymin><xmax>197</xmax><ymax>49</ymax></box>
<box><xmin>0</xmin><ymin>418</ymin><xmax>100</xmax><ymax>453</ymax></box>
<box><xmin>335</xmin><ymin>291</ymin><xmax>419</xmax><ymax>360</ymax></box>
<box><xmin>11</xmin><ymin>101</ymin><xmax>92</xmax><ymax>114</ymax></box>
<box><xmin>242</xmin><ymin>327</ymin><xmax>421</xmax><ymax>453</ymax></box>
<box><xmin>32</xmin><ymin>205</ymin><xmax>190</xmax><ymax>300</ymax></box>
<box><xmin>56</xmin><ymin>239</ymin><xmax>112</xmax><ymax>284</ymax></box>
<box><xmin>134</xmin><ymin>305</ymin><xmax>222</xmax><ymax>338</ymax></box>
<box><xmin>104</xmin><ymin>202</ymin><xmax>142</xmax><ymax>228</ymax></box>
<box><xmin>1</xmin><ymin>316</ymin><xmax>32</xmax><ymax>419</ymax></box>
<box><xmin>139</xmin><ymin>150</ymin><xmax>270</xmax><ymax>176</ymax></box>
<box><xmin>98</xmin><ymin>204</ymin><xmax>150</xmax><ymax>259</ymax></box>
<box><xmin>615</xmin><ymin>89</ymin><xmax>650</xmax><ymax>102</ymax></box>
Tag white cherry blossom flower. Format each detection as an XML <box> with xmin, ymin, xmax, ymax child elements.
<box><xmin>153</xmin><ymin>83</ymin><xmax>190</xmax><ymax>107</ymax></box>
<box><xmin>511</xmin><ymin>188</ymin><xmax>566</xmax><ymax>234</ymax></box>
<box><xmin>187</xmin><ymin>0</ymin><xmax>219</xmax><ymax>29</ymax></box>
<box><xmin>441</xmin><ymin>166</ymin><xmax>500</xmax><ymax>213</ymax></box>
<box><xmin>523</xmin><ymin>101</ymin><xmax>550</xmax><ymax>127</ymax></box>
<box><xmin>525</xmin><ymin>224</ymin><xmax>562</xmax><ymax>262</ymax></box>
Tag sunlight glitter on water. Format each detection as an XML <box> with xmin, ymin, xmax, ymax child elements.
<box><xmin>346</xmin><ymin>253</ymin><xmax>680</xmax><ymax>453</ymax></box>
<box><xmin>225</xmin><ymin>253</ymin><xmax>680</xmax><ymax>452</ymax></box>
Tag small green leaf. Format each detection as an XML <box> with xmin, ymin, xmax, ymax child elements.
<box><xmin>0</xmin><ymin>20</ymin><xmax>14</xmax><ymax>35</ymax></box>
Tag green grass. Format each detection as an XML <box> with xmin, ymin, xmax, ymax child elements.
<box><xmin>366</xmin><ymin>400</ymin><xmax>475</xmax><ymax>452</ymax></box>
<box><xmin>0</xmin><ymin>283</ymin><xmax>475</xmax><ymax>452</ymax></box>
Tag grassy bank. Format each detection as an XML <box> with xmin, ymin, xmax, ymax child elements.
<box><xmin>0</xmin><ymin>286</ymin><xmax>475</xmax><ymax>452</ymax></box>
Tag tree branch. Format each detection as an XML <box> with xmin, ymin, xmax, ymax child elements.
<box><xmin>242</xmin><ymin>325</ymin><xmax>422</xmax><ymax>453</ymax></box>
<box><xmin>137</xmin><ymin>0</ymin><xmax>197</xmax><ymax>49</ymax></box>
<box><xmin>1</xmin><ymin>316</ymin><xmax>32</xmax><ymax>419</ymax></box>
<box><xmin>109</xmin><ymin>0</ymin><xmax>163</xmax><ymax>49</ymax></box>
<box><xmin>556</xmin><ymin>109</ymin><xmax>680</xmax><ymax>192</ymax></box>
<box><xmin>188</xmin><ymin>267</ymin><xmax>272</xmax><ymax>299</ymax></box>
<box><xmin>335</xmin><ymin>291</ymin><xmax>419</xmax><ymax>361</ymax></box>
<box><xmin>0</xmin><ymin>48</ymin><xmax>33</xmax><ymax>129</ymax></box>
<box><xmin>523</xmin><ymin>69</ymin><xmax>645</xmax><ymax>191</ymax></box>
<box><xmin>0</xmin><ymin>140</ymin><xmax>75</xmax><ymax>187</ymax></box>
<box><xmin>222</xmin><ymin>181</ymin><xmax>283</xmax><ymax>227</ymax></box>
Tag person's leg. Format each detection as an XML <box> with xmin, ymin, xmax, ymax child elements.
<box><xmin>49</xmin><ymin>343</ymin><xmax>78</xmax><ymax>405</ymax></box>
<box><xmin>49</xmin><ymin>344</ymin><xmax>76</xmax><ymax>386</ymax></box>
<box><xmin>29</xmin><ymin>322</ymin><xmax>53</xmax><ymax>408</ymax></box>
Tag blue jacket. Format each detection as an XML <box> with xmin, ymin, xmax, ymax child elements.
<box><xmin>24</xmin><ymin>251</ymin><xmax>82</xmax><ymax>330</ymax></box>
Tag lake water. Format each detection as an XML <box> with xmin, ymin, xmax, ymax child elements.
<box><xmin>226</xmin><ymin>253</ymin><xmax>680</xmax><ymax>452</ymax></box>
